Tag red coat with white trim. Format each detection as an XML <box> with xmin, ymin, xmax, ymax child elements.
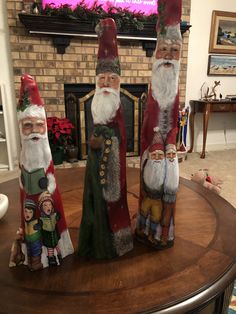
<box><xmin>141</xmin><ymin>88</ymin><xmax>179</xmax><ymax>156</ymax></box>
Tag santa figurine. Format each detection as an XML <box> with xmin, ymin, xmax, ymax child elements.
<box><xmin>78</xmin><ymin>18</ymin><xmax>133</xmax><ymax>259</ymax></box>
<box><xmin>9</xmin><ymin>74</ymin><xmax>74</xmax><ymax>270</ymax></box>
<box><xmin>135</xmin><ymin>0</ymin><xmax>182</xmax><ymax>249</ymax></box>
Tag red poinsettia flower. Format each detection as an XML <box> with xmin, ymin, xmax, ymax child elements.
<box><xmin>47</xmin><ymin>116</ymin><xmax>74</xmax><ymax>150</ymax></box>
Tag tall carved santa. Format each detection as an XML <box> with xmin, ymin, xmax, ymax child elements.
<box><xmin>9</xmin><ymin>74</ymin><xmax>74</xmax><ymax>271</ymax></box>
<box><xmin>135</xmin><ymin>0</ymin><xmax>182</xmax><ymax>249</ymax></box>
<box><xmin>78</xmin><ymin>18</ymin><xmax>133</xmax><ymax>259</ymax></box>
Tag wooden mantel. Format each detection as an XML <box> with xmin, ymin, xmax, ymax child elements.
<box><xmin>18</xmin><ymin>13</ymin><xmax>192</xmax><ymax>56</ymax></box>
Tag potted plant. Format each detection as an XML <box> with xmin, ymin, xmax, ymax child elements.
<box><xmin>47</xmin><ymin>116</ymin><xmax>76</xmax><ymax>165</ymax></box>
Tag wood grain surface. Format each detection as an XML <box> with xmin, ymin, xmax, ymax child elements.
<box><xmin>0</xmin><ymin>167</ymin><xmax>236</xmax><ymax>314</ymax></box>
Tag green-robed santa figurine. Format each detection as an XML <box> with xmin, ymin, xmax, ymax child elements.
<box><xmin>78</xmin><ymin>18</ymin><xmax>133</xmax><ymax>259</ymax></box>
<box><xmin>9</xmin><ymin>74</ymin><xmax>74</xmax><ymax>271</ymax></box>
<box><xmin>135</xmin><ymin>0</ymin><xmax>182</xmax><ymax>249</ymax></box>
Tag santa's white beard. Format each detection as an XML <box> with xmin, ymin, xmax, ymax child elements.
<box><xmin>143</xmin><ymin>159</ymin><xmax>165</xmax><ymax>192</ymax></box>
<box><xmin>91</xmin><ymin>87</ymin><xmax>120</xmax><ymax>125</ymax></box>
<box><xmin>20</xmin><ymin>133</ymin><xmax>52</xmax><ymax>172</ymax></box>
<box><xmin>164</xmin><ymin>156</ymin><xmax>179</xmax><ymax>194</ymax></box>
<box><xmin>151</xmin><ymin>59</ymin><xmax>180</xmax><ymax>110</ymax></box>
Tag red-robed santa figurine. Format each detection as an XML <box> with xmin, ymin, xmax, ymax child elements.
<box><xmin>78</xmin><ymin>18</ymin><xmax>133</xmax><ymax>259</ymax></box>
<box><xmin>135</xmin><ymin>0</ymin><xmax>182</xmax><ymax>249</ymax></box>
<box><xmin>9</xmin><ymin>74</ymin><xmax>74</xmax><ymax>271</ymax></box>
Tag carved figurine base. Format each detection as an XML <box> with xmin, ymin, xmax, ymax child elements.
<box><xmin>135</xmin><ymin>229</ymin><xmax>174</xmax><ymax>250</ymax></box>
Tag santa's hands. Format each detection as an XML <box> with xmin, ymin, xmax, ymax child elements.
<box><xmin>89</xmin><ymin>134</ymin><xmax>104</xmax><ymax>149</ymax></box>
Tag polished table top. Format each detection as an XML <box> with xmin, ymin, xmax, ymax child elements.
<box><xmin>0</xmin><ymin>167</ymin><xmax>236</xmax><ymax>314</ymax></box>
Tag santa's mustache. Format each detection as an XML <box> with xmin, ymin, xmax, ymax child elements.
<box><xmin>96</xmin><ymin>87</ymin><xmax>119</xmax><ymax>97</ymax></box>
<box><xmin>22</xmin><ymin>133</ymin><xmax>46</xmax><ymax>141</ymax></box>
<box><xmin>153</xmin><ymin>58</ymin><xmax>178</xmax><ymax>72</ymax></box>
<box><xmin>153</xmin><ymin>159</ymin><xmax>162</xmax><ymax>164</ymax></box>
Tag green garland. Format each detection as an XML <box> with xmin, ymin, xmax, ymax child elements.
<box><xmin>17</xmin><ymin>91</ymin><xmax>30</xmax><ymax>112</ymax></box>
<box><xmin>39</xmin><ymin>0</ymin><xmax>158</xmax><ymax>31</ymax></box>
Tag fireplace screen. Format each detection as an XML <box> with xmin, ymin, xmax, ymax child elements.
<box><xmin>65</xmin><ymin>84</ymin><xmax>147</xmax><ymax>159</ymax></box>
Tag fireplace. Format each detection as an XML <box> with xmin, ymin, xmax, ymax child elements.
<box><xmin>65</xmin><ymin>84</ymin><xmax>148</xmax><ymax>160</ymax></box>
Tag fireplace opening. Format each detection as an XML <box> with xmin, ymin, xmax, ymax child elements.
<box><xmin>65</xmin><ymin>84</ymin><xmax>148</xmax><ymax>160</ymax></box>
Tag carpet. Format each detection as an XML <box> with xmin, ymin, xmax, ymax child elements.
<box><xmin>228</xmin><ymin>282</ymin><xmax>236</xmax><ymax>313</ymax></box>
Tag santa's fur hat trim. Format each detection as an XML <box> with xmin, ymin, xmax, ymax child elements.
<box><xmin>17</xmin><ymin>104</ymin><xmax>46</xmax><ymax>121</ymax></box>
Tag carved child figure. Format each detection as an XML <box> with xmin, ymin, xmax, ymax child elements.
<box><xmin>38</xmin><ymin>191</ymin><xmax>62</xmax><ymax>267</ymax></box>
<box><xmin>23</xmin><ymin>199</ymin><xmax>43</xmax><ymax>271</ymax></box>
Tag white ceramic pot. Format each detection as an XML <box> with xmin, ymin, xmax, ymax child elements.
<box><xmin>0</xmin><ymin>194</ymin><xmax>8</xmax><ymax>219</ymax></box>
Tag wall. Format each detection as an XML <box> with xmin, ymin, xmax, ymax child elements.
<box><xmin>7</xmin><ymin>0</ymin><xmax>191</xmax><ymax>119</ymax></box>
<box><xmin>0</xmin><ymin>1</ymin><xmax>19</xmax><ymax>170</ymax></box>
<box><xmin>186</xmin><ymin>0</ymin><xmax>236</xmax><ymax>152</ymax></box>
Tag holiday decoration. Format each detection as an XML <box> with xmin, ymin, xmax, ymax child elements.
<box><xmin>135</xmin><ymin>0</ymin><xmax>182</xmax><ymax>249</ymax></box>
<box><xmin>78</xmin><ymin>18</ymin><xmax>133</xmax><ymax>259</ymax></box>
<box><xmin>9</xmin><ymin>74</ymin><xmax>74</xmax><ymax>271</ymax></box>
<box><xmin>41</xmin><ymin>1</ymin><xmax>157</xmax><ymax>31</ymax></box>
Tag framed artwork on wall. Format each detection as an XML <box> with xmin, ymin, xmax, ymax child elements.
<box><xmin>207</xmin><ymin>55</ymin><xmax>236</xmax><ymax>76</ymax></box>
<box><xmin>209</xmin><ymin>10</ymin><xmax>236</xmax><ymax>54</ymax></box>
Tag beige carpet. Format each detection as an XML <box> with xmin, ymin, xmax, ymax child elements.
<box><xmin>179</xmin><ymin>150</ymin><xmax>236</xmax><ymax>209</ymax></box>
<box><xmin>0</xmin><ymin>150</ymin><xmax>235</xmax><ymax>209</ymax></box>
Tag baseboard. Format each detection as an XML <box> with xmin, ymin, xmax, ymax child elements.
<box><xmin>193</xmin><ymin>143</ymin><xmax>236</xmax><ymax>152</ymax></box>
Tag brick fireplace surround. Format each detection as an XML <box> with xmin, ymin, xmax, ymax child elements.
<box><xmin>7</xmin><ymin>0</ymin><xmax>191</xmax><ymax>119</ymax></box>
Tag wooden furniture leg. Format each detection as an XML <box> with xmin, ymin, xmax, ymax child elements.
<box><xmin>188</xmin><ymin>105</ymin><xmax>195</xmax><ymax>153</ymax></box>
<box><xmin>201</xmin><ymin>103</ymin><xmax>211</xmax><ymax>159</ymax></box>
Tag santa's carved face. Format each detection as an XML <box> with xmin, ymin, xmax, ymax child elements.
<box><xmin>149</xmin><ymin>150</ymin><xmax>165</xmax><ymax>161</ymax></box>
<box><xmin>19</xmin><ymin>114</ymin><xmax>51</xmax><ymax>172</ymax></box>
<box><xmin>155</xmin><ymin>39</ymin><xmax>181</xmax><ymax>64</ymax></box>
<box><xmin>97</xmin><ymin>72</ymin><xmax>120</xmax><ymax>92</ymax></box>
<box><xmin>21</xmin><ymin>117</ymin><xmax>46</xmax><ymax>141</ymax></box>
<box><xmin>143</xmin><ymin>158</ymin><xmax>165</xmax><ymax>192</ymax></box>
<box><xmin>91</xmin><ymin>72</ymin><xmax>121</xmax><ymax>125</ymax></box>
<box><xmin>166</xmin><ymin>151</ymin><xmax>177</xmax><ymax>162</ymax></box>
<box><xmin>151</xmin><ymin>39</ymin><xmax>181</xmax><ymax>109</ymax></box>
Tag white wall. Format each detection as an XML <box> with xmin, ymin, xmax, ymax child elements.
<box><xmin>186</xmin><ymin>0</ymin><xmax>236</xmax><ymax>152</ymax></box>
<box><xmin>0</xmin><ymin>1</ymin><xmax>19</xmax><ymax>170</ymax></box>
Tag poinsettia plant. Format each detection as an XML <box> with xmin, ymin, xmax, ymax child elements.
<box><xmin>47</xmin><ymin>116</ymin><xmax>74</xmax><ymax>150</ymax></box>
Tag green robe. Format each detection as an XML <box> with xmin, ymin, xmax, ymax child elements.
<box><xmin>78</xmin><ymin>148</ymin><xmax>117</xmax><ymax>259</ymax></box>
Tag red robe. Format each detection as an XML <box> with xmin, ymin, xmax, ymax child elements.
<box><xmin>141</xmin><ymin>89</ymin><xmax>179</xmax><ymax>156</ymax></box>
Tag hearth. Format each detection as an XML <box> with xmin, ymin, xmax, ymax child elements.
<box><xmin>65</xmin><ymin>84</ymin><xmax>148</xmax><ymax>160</ymax></box>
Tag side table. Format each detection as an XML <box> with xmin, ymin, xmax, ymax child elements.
<box><xmin>188</xmin><ymin>99</ymin><xmax>236</xmax><ymax>158</ymax></box>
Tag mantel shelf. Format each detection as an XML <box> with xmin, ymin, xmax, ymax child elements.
<box><xmin>18</xmin><ymin>13</ymin><xmax>191</xmax><ymax>56</ymax></box>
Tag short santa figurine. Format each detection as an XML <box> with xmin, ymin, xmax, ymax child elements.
<box><xmin>78</xmin><ymin>18</ymin><xmax>133</xmax><ymax>259</ymax></box>
<box><xmin>9</xmin><ymin>74</ymin><xmax>74</xmax><ymax>270</ymax></box>
<box><xmin>135</xmin><ymin>0</ymin><xmax>182</xmax><ymax>249</ymax></box>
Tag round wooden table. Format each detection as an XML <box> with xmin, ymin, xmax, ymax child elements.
<box><xmin>0</xmin><ymin>167</ymin><xmax>236</xmax><ymax>314</ymax></box>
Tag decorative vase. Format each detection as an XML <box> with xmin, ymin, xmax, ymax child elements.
<box><xmin>66</xmin><ymin>145</ymin><xmax>78</xmax><ymax>163</ymax></box>
<box><xmin>51</xmin><ymin>146</ymin><xmax>64</xmax><ymax>165</ymax></box>
<box><xmin>0</xmin><ymin>194</ymin><xmax>8</xmax><ymax>219</ymax></box>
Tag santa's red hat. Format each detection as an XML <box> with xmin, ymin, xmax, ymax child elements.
<box><xmin>95</xmin><ymin>18</ymin><xmax>120</xmax><ymax>75</ymax></box>
<box><xmin>149</xmin><ymin>143</ymin><xmax>164</xmax><ymax>153</ymax></box>
<box><xmin>156</xmin><ymin>0</ymin><xmax>182</xmax><ymax>42</ymax></box>
<box><xmin>17</xmin><ymin>74</ymin><xmax>45</xmax><ymax>121</ymax></box>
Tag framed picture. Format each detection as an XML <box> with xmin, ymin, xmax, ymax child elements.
<box><xmin>207</xmin><ymin>55</ymin><xmax>236</xmax><ymax>76</ymax></box>
<box><xmin>209</xmin><ymin>10</ymin><xmax>236</xmax><ymax>54</ymax></box>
